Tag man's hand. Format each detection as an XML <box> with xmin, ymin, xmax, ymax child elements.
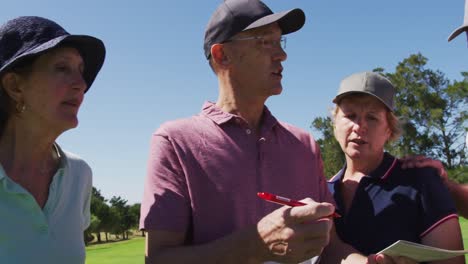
<box><xmin>256</xmin><ymin>198</ymin><xmax>334</xmax><ymax>263</ymax></box>
<box><xmin>367</xmin><ymin>254</ymin><xmax>418</xmax><ymax>264</ymax></box>
<box><xmin>400</xmin><ymin>155</ymin><xmax>447</xmax><ymax>180</ymax></box>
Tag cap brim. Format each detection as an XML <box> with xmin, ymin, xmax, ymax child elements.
<box><xmin>244</xmin><ymin>8</ymin><xmax>305</xmax><ymax>35</ymax></box>
<box><xmin>448</xmin><ymin>24</ymin><xmax>468</xmax><ymax>41</ymax></box>
<box><xmin>333</xmin><ymin>91</ymin><xmax>394</xmax><ymax>112</ymax></box>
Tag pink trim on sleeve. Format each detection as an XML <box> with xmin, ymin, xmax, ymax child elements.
<box><xmin>420</xmin><ymin>214</ymin><xmax>459</xmax><ymax>238</ymax></box>
<box><xmin>381</xmin><ymin>158</ymin><xmax>397</xmax><ymax>180</ymax></box>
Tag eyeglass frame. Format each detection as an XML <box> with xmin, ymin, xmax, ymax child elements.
<box><xmin>224</xmin><ymin>35</ymin><xmax>287</xmax><ymax>50</ymax></box>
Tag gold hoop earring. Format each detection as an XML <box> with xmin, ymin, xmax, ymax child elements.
<box><xmin>16</xmin><ymin>102</ymin><xmax>26</xmax><ymax>114</ymax></box>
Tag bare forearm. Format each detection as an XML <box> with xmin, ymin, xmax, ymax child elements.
<box><xmin>447</xmin><ymin>181</ymin><xmax>468</xmax><ymax>219</ymax></box>
<box><xmin>146</xmin><ymin>226</ymin><xmax>264</xmax><ymax>264</ymax></box>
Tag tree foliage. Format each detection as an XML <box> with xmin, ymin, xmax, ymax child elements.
<box><xmin>90</xmin><ymin>187</ymin><xmax>111</xmax><ymax>242</ymax></box>
<box><xmin>86</xmin><ymin>188</ymin><xmax>141</xmax><ymax>243</ymax></box>
<box><xmin>381</xmin><ymin>53</ymin><xmax>467</xmax><ymax>169</ymax></box>
<box><xmin>109</xmin><ymin>196</ymin><xmax>134</xmax><ymax>240</ymax></box>
<box><xmin>311</xmin><ymin>117</ymin><xmax>344</xmax><ymax>179</ymax></box>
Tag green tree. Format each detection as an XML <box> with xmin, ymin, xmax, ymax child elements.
<box><xmin>90</xmin><ymin>187</ymin><xmax>112</xmax><ymax>242</ymax></box>
<box><xmin>381</xmin><ymin>54</ymin><xmax>467</xmax><ymax>170</ymax></box>
<box><xmin>129</xmin><ymin>203</ymin><xmax>144</xmax><ymax>236</ymax></box>
<box><xmin>89</xmin><ymin>214</ymin><xmax>101</xmax><ymax>233</ymax></box>
<box><xmin>109</xmin><ymin>196</ymin><xmax>132</xmax><ymax>240</ymax></box>
<box><xmin>311</xmin><ymin>117</ymin><xmax>344</xmax><ymax>179</ymax></box>
<box><xmin>84</xmin><ymin>214</ymin><xmax>101</xmax><ymax>244</ymax></box>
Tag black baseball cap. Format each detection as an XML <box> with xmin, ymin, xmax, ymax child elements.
<box><xmin>448</xmin><ymin>0</ymin><xmax>468</xmax><ymax>42</ymax></box>
<box><xmin>203</xmin><ymin>0</ymin><xmax>305</xmax><ymax>59</ymax></box>
<box><xmin>0</xmin><ymin>16</ymin><xmax>106</xmax><ymax>92</ymax></box>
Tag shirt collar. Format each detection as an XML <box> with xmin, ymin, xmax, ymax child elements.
<box><xmin>54</xmin><ymin>143</ymin><xmax>67</xmax><ymax>170</ymax></box>
<box><xmin>328</xmin><ymin>166</ymin><xmax>345</xmax><ymax>183</ymax></box>
<box><xmin>369</xmin><ymin>152</ymin><xmax>397</xmax><ymax>180</ymax></box>
<box><xmin>0</xmin><ymin>143</ymin><xmax>67</xmax><ymax>182</ymax></box>
<box><xmin>0</xmin><ymin>143</ymin><xmax>67</xmax><ymax>195</ymax></box>
<box><xmin>0</xmin><ymin>164</ymin><xmax>6</xmax><ymax>180</ymax></box>
<box><xmin>328</xmin><ymin>152</ymin><xmax>397</xmax><ymax>183</ymax></box>
<box><xmin>201</xmin><ymin>101</ymin><xmax>235</xmax><ymax>125</ymax></box>
<box><xmin>201</xmin><ymin>101</ymin><xmax>278</xmax><ymax>130</ymax></box>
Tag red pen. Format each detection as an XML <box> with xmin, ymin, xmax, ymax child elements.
<box><xmin>257</xmin><ymin>192</ymin><xmax>341</xmax><ymax>218</ymax></box>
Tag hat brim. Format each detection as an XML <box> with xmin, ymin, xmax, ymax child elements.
<box><xmin>61</xmin><ymin>35</ymin><xmax>106</xmax><ymax>92</ymax></box>
<box><xmin>448</xmin><ymin>24</ymin><xmax>468</xmax><ymax>41</ymax></box>
<box><xmin>333</xmin><ymin>91</ymin><xmax>394</xmax><ymax>112</ymax></box>
<box><xmin>244</xmin><ymin>8</ymin><xmax>306</xmax><ymax>35</ymax></box>
<box><xmin>1</xmin><ymin>34</ymin><xmax>105</xmax><ymax>92</ymax></box>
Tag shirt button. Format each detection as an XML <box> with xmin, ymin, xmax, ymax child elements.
<box><xmin>246</xmin><ymin>129</ymin><xmax>251</xmax><ymax>135</ymax></box>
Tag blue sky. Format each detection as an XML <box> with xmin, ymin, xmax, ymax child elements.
<box><xmin>3</xmin><ymin>0</ymin><xmax>466</xmax><ymax>204</ymax></box>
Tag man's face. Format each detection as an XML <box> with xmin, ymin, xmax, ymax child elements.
<box><xmin>224</xmin><ymin>23</ymin><xmax>287</xmax><ymax>101</ymax></box>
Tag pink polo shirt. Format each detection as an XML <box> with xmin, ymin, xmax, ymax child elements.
<box><xmin>140</xmin><ymin>102</ymin><xmax>333</xmax><ymax>244</ymax></box>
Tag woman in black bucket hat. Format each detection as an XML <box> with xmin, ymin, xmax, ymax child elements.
<box><xmin>0</xmin><ymin>16</ymin><xmax>105</xmax><ymax>263</ymax></box>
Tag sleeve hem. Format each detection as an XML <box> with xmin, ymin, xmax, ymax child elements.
<box><xmin>419</xmin><ymin>213</ymin><xmax>459</xmax><ymax>238</ymax></box>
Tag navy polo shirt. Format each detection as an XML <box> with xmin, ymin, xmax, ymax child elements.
<box><xmin>328</xmin><ymin>152</ymin><xmax>457</xmax><ymax>255</ymax></box>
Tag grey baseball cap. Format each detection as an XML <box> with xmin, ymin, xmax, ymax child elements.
<box><xmin>448</xmin><ymin>0</ymin><xmax>468</xmax><ymax>41</ymax></box>
<box><xmin>333</xmin><ymin>71</ymin><xmax>395</xmax><ymax>112</ymax></box>
<box><xmin>203</xmin><ymin>0</ymin><xmax>305</xmax><ymax>59</ymax></box>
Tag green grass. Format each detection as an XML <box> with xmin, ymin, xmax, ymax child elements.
<box><xmin>461</xmin><ymin>218</ymin><xmax>468</xmax><ymax>245</ymax></box>
<box><xmin>86</xmin><ymin>236</ymin><xmax>145</xmax><ymax>264</ymax></box>
<box><xmin>459</xmin><ymin>217</ymin><xmax>468</xmax><ymax>263</ymax></box>
<box><xmin>85</xmin><ymin>219</ymin><xmax>468</xmax><ymax>263</ymax></box>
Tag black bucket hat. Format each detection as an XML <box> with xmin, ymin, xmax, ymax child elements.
<box><xmin>203</xmin><ymin>0</ymin><xmax>305</xmax><ymax>59</ymax></box>
<box><xmin>0</xmin><ymin>16</ymin><xmax>106</xmax><ymax>92</ymax></box>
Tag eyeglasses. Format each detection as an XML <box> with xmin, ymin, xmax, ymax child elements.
<box><xmin>225</xmin><ymin>36</ymin><xmax>287</xmax><ymax>50</ymax></box>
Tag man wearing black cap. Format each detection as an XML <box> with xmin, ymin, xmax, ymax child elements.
<box><xmin>400</xmin><ymin>0</ymin><xmax>468</xmax><ymax>221</ymax></box>
<box><xmin>140</xmin><ymin>1</ymin><xmax>413</xmax><ymax>263</ymax></box>
<box><xmin>448</xmin><ymin>0</ymin><xmax>468</xmax><ymax>42</ymax></box>
<box><xmin>404</xmin><ymin>0</ymin><xmax>468</xmax><ymax>220</ymax></box>
<box><xmin>445</xmin><ymin>0</ymin><xmax>468</xmax><ymax>219</ymax></box>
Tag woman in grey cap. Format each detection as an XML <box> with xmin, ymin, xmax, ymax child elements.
<box><xmin>323</xmin><ymin>72</ymin><xmax>464</xmax><ymax>264</ymax></box>
<box><xmin>0</xmin><ymin>16</ymin><xmax>105</xmax><ymax>263</ymax></box>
